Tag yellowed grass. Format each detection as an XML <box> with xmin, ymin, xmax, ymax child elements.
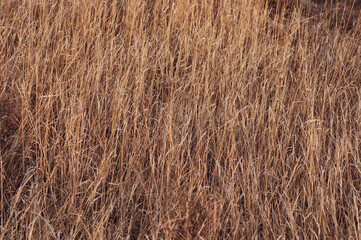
<box><xmin>1</xmin><ymin>0</ymin><xmax>361</xmax><ymax>239</ymax></box>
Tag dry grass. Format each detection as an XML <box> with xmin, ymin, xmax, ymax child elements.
<box><xmin>1</xmin><ymin>0</ymin><xmax>361</xmax><ymax>239</ymax></box>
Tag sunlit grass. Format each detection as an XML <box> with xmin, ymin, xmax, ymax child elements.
<box><xmin>1</xmin><ymin>0</ymin><xmax>360</xmax><ymax>239</ymax></box>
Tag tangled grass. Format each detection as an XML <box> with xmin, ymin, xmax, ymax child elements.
<box><xmin>1</xmin><ymin>0</ymin><xmax>361</xmax><ymax>239</ymax></box>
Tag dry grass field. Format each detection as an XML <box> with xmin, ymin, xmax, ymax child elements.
<box><xmin>1</xmin><ymin>0</ymin><xmax>361</xmax><ymax>239</ymax></box>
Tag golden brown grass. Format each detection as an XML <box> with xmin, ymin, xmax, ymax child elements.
<box><xmin>1</xmin><ymin>0</ymin><xmax>361</xmax><ymax>239</ymax></box>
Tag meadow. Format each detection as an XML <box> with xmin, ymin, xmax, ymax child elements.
<box><xmin>1</xmin><ymin>0</ymin><xmax>361</xmax><ymax>239</ymax></box>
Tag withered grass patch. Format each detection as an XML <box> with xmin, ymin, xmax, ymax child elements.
<box><xmin>1</xmin><ymin>0</ymin><xmax>361</xmax><ymax>239</ymax></box>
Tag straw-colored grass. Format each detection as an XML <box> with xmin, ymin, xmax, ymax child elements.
<box><xmin>1</xmin><ymin>0</ymin><xmax>360</xmax><ymax>239</ymax></box>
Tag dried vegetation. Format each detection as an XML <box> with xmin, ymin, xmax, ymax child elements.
<box><xmin>1</xmin><ymin>0</ymin><xmax>361</xmax><ymax>239</ymax></box>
